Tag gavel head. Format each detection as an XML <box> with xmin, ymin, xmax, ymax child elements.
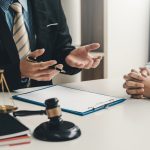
<box><xmin>45</xmin><ymin>98</ymin><xmax>62</xmax><ymax>124</ymax></box>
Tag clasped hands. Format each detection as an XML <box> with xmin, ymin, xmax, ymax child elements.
<box><xmin>20</xmin><ymin>43</ymin><xmax>102</xmax><ymax>81</ymax></box>
<box><xmin>123</xmin><ymin>67</ymin><xmax>150</xmax><ymax>98</ymax></box>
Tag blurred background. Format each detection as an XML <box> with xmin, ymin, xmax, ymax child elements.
<box><xmin>53</xmin><ymin>0</ymin><xmax>150</xmax><ymax>84</ymax></box>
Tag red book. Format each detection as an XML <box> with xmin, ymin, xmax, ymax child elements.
<box><xmin>0</xmin><ymin>134</ymin><xmax>31</xmax><ymax>146</ymax></box>
<box><xmin>0</xmin><ymin>114</ymin><xmax>31</xmax><ymax>146</ymax></box>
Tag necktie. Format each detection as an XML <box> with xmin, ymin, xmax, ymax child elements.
<box><xmin>11</xmin><ymin>2</ymin><xmax>31</xmax><ymax>60</ymax></box>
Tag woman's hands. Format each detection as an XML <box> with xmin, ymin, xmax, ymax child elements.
<box><xmin>123</xmin><ymin>68</ymin><xmax>150</xmax><ymax>98</ymax></box>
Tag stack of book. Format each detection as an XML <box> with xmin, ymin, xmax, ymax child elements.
<box><xmin>0</xmin><ymin>114</ymin><xmax>31</xmax><ymax>146</ymax></box>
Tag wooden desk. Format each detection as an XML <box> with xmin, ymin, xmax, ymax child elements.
<box><xmin>1</xmin><ymin>79</ymin><xmax>150</xmax><ymax>150</ymax></box>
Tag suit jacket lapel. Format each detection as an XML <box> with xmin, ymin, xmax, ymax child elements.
<box><xmin>0</xmin><ymin>9</ymin><xmax>20</xmax><ymax>63</ymax></box>
<box><xmin>30</xmin><ymin>0</ymin><xmax>49</xmax><ymax>30</ymax></box>
<box><xmin>30</xmin><ymin>0</ymin><xmax>51</xmax><ymax>50</ymax></box>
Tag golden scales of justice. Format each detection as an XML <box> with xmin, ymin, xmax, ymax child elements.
<box><xmin>0</xmin><ymin>69</ymin><xmax>18</xmax><ymax>113</ymax></box>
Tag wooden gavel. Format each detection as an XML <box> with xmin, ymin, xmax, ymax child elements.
<box><xmin>13</xmin><ymin>98</ymin><xmax>62</xmax><ymax>119</ymax></box>
<box><xmin>13</xmin><ymin>98</ymin><xmax>81</xmax><ymax>142</ymax></box>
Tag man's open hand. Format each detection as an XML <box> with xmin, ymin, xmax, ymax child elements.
<box><xmin>65</xmin><ymin>43</ymin><xmax>102</xmax><ymax>69</ymax></box>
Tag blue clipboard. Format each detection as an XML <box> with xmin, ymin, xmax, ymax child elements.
<box><xmin>12</xmin><ymin>86</ymin><xmax>126</xmax><ymax>116</ymax></box>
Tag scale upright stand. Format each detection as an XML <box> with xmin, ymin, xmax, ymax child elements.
<box><xmin>0</xmin><ymin>69</ymin><xmax>17</xmax><ymax>113</ymax></box>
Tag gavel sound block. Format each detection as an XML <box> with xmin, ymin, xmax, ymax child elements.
<box><xmin>13</xmin><ymin>98</ymin><xmax>81</xmax><ymax>142</ymax></box>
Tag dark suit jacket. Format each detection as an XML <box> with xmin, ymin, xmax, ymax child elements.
<box><xmin>0</xmin><ymin>0</ymin><xmax>80</xmax><ymax>91</ymax></box>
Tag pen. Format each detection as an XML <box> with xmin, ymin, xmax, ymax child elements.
<box><xmin>26</xmin><ymin>56</ymin><xmax>66</xmax><ymax>73</ymax></box>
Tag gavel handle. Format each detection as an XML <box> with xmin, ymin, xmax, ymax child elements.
<box><xmin>13</xmin><ymin>110</ymin><xmax>46</xmax><ymax>117</ymax></box>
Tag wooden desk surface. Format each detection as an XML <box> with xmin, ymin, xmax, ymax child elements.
<box><xmin>1</xmin><ymin>79</ymin><xmax>150</xmax><ymax>150</ymax></box>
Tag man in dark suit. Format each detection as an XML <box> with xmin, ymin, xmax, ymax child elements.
<box><xmin>0</xmin><ymin>0</ymin><xmax>101</xmax><ymax>91</ymax></box>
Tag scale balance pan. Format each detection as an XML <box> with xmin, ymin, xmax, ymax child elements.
<box><xmin>0</xmin><ymin>105</ymin><xmax>18</xmax><ymax>113</ymax></box>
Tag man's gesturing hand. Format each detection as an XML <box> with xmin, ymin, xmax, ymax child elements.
<box><xmin>65</xmin><ymin>43</ymin><xmax>102</xmax><ymax>69</ymax></box>
<box><xmin>20</xmin><ymin>49</ymin><xmax>63</xmax><ymax>81</ymax></box>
